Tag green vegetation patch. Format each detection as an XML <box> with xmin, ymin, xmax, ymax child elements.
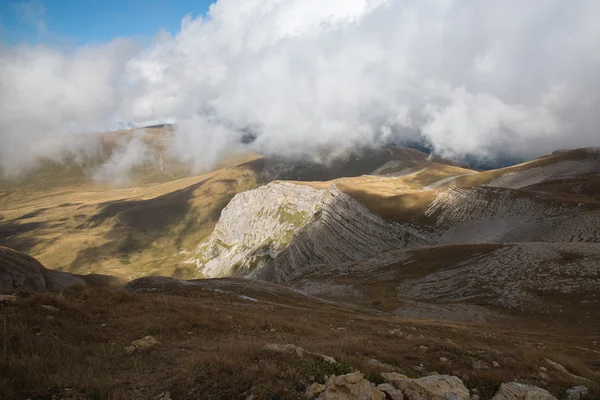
<box><xmin>275</xmin><ymin>204</ymin><xmax>310</xmax><ymax>227</ymax></box>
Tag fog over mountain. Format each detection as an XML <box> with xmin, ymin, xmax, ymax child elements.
<box><xmin>1</xmin><ymin>0</ymin><xmax>599</xmax><ymax>177</ymax></box>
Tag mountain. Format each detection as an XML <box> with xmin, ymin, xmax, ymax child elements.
<box><xmin>1</xmin><ymin>145</ymin><xmax>599</xmax><ymax>399</ymax></box>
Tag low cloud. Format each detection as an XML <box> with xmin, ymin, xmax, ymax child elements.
<box><xmin>1</xmin><ymin>0</ymin><xmax>599</xmax><ymax>178</ymax></box>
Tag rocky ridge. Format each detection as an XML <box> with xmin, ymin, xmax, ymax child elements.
<box><xmin>194</xmin><ymin>182</ymin><xmax>432</xmax><ymax>281</ymax></box>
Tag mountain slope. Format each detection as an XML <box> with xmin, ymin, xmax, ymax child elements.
<box><xmin>0</xmin><ymin>246</ymin><xmax>118</xmax><ymax>293</ymax></box>
<box><xmin>194</xmin><ymin>182</ymin><xmax>432</xmax><ymax>281</ymax></box>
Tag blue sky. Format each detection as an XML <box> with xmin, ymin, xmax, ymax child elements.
<box><xmin>0</xmin><ymin>0</ymin><xmax>215</xmax><ymax>46</ymax></box>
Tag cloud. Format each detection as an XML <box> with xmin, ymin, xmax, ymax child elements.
<box><xmin>1</xmin><ymin>0</ymin><xmax>600</xmax><ymax>178</ymax></box>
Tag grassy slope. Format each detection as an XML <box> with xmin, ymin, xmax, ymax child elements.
<box><xmin>293</xmin><ymin>148</ymin><xmax>600</xmax><ymax>227</ymax></box>
<box><xmin>1</xmin><ymin>283</ymin><xmax>598</xmax><ymax>400</ymax></box>
<box><xmin>0</xmin><ymin>154</ymin><xmax>264</xmax><ymax>279</ymax></box>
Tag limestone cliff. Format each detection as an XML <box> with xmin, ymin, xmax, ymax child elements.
<box><xmin>193</xmin><ymin>182</ymin><xmax>433</xmax><ymax>281</ymax></box>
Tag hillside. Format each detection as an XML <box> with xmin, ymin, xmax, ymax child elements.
<box><xmin>1</xmin><ymin>251</ymin><xmax>598</xmax><ymax>399</ymax></box>
<box><xmin>1</xmin><ymin>145</ymin><xmax>600</xmax><ymax>399</ymax></box>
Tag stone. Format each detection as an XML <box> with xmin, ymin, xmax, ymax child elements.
<box><xmin>381</xmin><ymin>373</ymin><xmax>470</xmax><ymax>400</ymax></box>
<box><xmin>492</xmin><ymin>361</ymin><xmax>500</xmax><ymax>368</ymax></box>
<box><xmin>41</xmin><ymin>305</ymin><xmax>59</xmax><ymax>312</ymax></box>
<box><xmin>544</xmin><ymin>359</ymin><xmax>591</xmax><ymax>383</ymax></box>
<box><xmin>315</xmin><ymin>372</ymin><xmax>385</xmax><ymax>400</ymax></box>
<box><xmin>439</xmin><ymin>357</ymin><xmax>449</xmax><ymax>363</ymax></box>
<box><xmin>155</xmin><ymin>392</ymin><xmax>171</xmax><ymax>400</ymax></box>
<box><xmin>472</xmin><ymin>360</ymin><xmax>488</xmax><ymax>370</ymax></box>
<box><xmin>265</xmin><ymin>343</ymin><xmax>337</xmax><ymax>364</ymax></box>
<box><xmin>130</xmin><ymin>336</ymin><xmax>161</xmax><ymax>352</ymax></box>
<box><xmin>471</xmin><ymin>395</ymin><xmax>480</xmax><ymax>400</ymax></box>
<box><xmin>539</xmin><ymin>372</ymin><xmax>549</xmax><ymax>380</ymax></box>
<box><xmin>566</xmin><ymin>386</ymin><xmax>588</xmax><ymax>400</ymax></box>
<box><xmin>377</xmin><ymin>383</ymin><xmax>404</xmax><ymax>400</ymax></box>
<box><xmin>0</xmin><ymin>294</ymin><xmax>17</xmax><ymax>303</ymax></box>
<box><xmin>123</xmin><ymin>345</ymin><xmax>136</xmax><ymax>355</ymax></box>
<box><xmin>368</xmin><ymin>358</ymin><xmax>397</xmax><ymax>371</ymax></box>
<box><xmin>306</xmin><ymin>382</ymin><xmax>326</xmax><ymax>399</ymax></box>
<box><xmin>491</xmin><ymin>382</ymin><xmax>557</xmax><ymax>400</ymax></box>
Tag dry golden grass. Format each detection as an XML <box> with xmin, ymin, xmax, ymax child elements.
<box><xmin>1</xmin><ymin>283</ymin><xmax>598</xmax><ymax>400</ymax></box>
<box><xmin>0</xmin><ymin>154</ymin><xmax>264</xmax><ymax>280</ymax></box>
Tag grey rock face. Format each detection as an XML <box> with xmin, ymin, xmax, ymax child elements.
<box><xmin>194</xmin><ymin>182</ymin><xmax>328</xmax><ymax>278</ymax></box>
<box><xmin>194</xmin><ymin>182</ymin><xmax>433</xmax><ymax>282</ymax></box>
<box><xmin>426</xmin><ymin>185</ymin><xmax>600</xmax><ymax>244</ymax></box>
<box><xmin>381</xmin><ymin>373</ymin><xmax>470</xmax><ymax>400</ymax></box>
<box><xmin>491</xmin><ymin>382</ymin><xmax>557</xmax><ymax>400</ymax></box>
<box><xmin>566</xmin><ymin>386</ymin><xmax>588</xmax><ymax>400</ymax></box>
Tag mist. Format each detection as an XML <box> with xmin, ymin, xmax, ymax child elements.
<box><xmin>1</xmin><ymin>0</ymin><xmax>599</xmax><ymax>179</ymax></box>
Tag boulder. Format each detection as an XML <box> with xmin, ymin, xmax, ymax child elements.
<box><xmin>314</xmin><ymin>372</ymin><xmax>386</xmax><ymax>400</ymax></box>
<box><xmin>0</xmin><ymin>294</ymin><xmax>17</xmax><ymax>303</ymax></box>
<box><xmin>566</xmin><ymin>386</ymin><xmax>588</xmax><ymax>400</ymax></box>
<box><xmin>381</xmin><ymin>373</ymin><xmax>470</xmax><ymax>400</ymax></box>
<box><xmin>129</xmin><ymin>336</ymin><xmax>161</xmax><ymax>353</ymax></box>
<box><xmin>265</xmin><ymin>343</ymin><xmax>337</xmax><ymax>364</ymax></box>
<box><xmin>491</xmin><ymin>382</ymin><xmax>557</xmax><ymax>400</ymax></box>
<box><xmin>306</xmin><ymin>382</ymin><xmax>326</xmax><ymax>399</ymax></box>
<box><xmin>377</xmin><ymin>383</ymin><xmax>404</xmax><ymax>400</ymax></box>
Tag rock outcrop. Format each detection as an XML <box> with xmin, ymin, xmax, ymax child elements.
<box><xmin>0</xmin><ymin>246</ymin><xmax>117</xmax><ymax>293</ymax></box>
<box><xmin>310</xmin><ymin>372</ymin><xmax>385</xmax><ymax>400</ymax></box>
<box><xmin>490</xmin><ymin>382</ymin><xmax>557</xmax><ymax>400</ymax></box>
<box><xmin>194</xmin><ymin>182</ymin><xmax>433</xmax><ymax>282</ymax></box>
<box><xmin>426</xmin><ymin>185</ymin><xmax>600</xmax><ymax>244</ymax></box>
<box><xmin>380</xmin><ymin>373</ymin><xmax>470</xmax><ymax>400</ymax></box>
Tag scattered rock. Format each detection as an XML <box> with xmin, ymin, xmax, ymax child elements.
<box><xmin>566</xmin><ymin>386</ymin><xmax>588</xmax><ymax>400</ymax></box>
<box><xmin>439</xmin><ymin>357</ymin><xmax>449</xmax><ymax>364</ymax></box>
<box><xmin>367</xmin><ymin>358</ymin><xmax>397</xmax><ymax>371</ymax></box>
<box><xmin>472</xmin><ymin>360</ymin><xmax>488</xmax><ymax>370</ymax></box>
<box><xmin>265</xmin><ymin>343</ymin><xmax>337</xmax><ymax>364</ymax></box>
<box><xmin>492</xmin><ymin>361</ymin><xmax>500</xmax><ymax>368</ymax></box>
<box><xmin>0</xmin><ymin>294</ymin><xmax>17</xmax><ymax>303</ymax></box>
<box><xmin>381</xmin><ymin>373</ymin><xmax>470</xmax><ymax>400</ymax></box>
<box><xmin>41</xmin><ymin>305</ymin><xmax>59</xmax><ymax>312</ymax></box>
<box><xmin>126</xmin><ymin>336</ymin><xmax>161</xmax><ymax>354</ymax></box>
<box><xmin>539</xmin><ymin>372</ymin><xmax>549</xmax><ymax>380</ymax></box>
<box><xmin>155</xmin><ymin>392</ymin><xmax>172</xmax><ymax>400</ymax></box>
<box><xmin>306</xmin><ymin>382</ymin><xmax>326</xmax><ymax>399</ymax></box>
<box><xmin>544</xmin><ymin>359</ymin><xmax>591</xmax><ymax>383</ymax></box>
<box><xmin>315</xmin><ymin>372</ymin><xmax>385</xmax><ymax>400</ymax></box>
<box><xmin>491</xmin><ymin>382</ymin><xmax>557</xmax><ymax>400</ymax></box>
<box><xmin>377</xmin><ymin>383</ymin><xmax>404</xmax><ymax>400</ymax></box>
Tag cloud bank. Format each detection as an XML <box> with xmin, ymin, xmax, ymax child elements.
<box><xmin>1</xmin><ymin>0</ymin><xmax>599</xmax><ymax>177</ymax></box>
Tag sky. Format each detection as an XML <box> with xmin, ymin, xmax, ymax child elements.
<box><xmin>0</xmin><ymin>0</ymin><xmax>599</xmax><ymax>179</ymax></box>
<box><xmin>0</xmin><ymin>0</ymin><xmax>214</xmax><ymax>45</ymax></box>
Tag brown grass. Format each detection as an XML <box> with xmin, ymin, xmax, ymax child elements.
<box><xmin>1</xmin><ymin>282</ymin><xmax>598</xmax><ymax>400</ymax></box>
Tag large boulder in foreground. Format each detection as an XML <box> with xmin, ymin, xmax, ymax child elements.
<box><xmin>0</xmin><ymin>246</ymin><xmax>118</xmax><ymax>294</ymax></box>
<box><xmin>310</xmin><ymin>372</ymin><xmax>385</xmax><ymax>400</ymax></box>
<box><xmin>381</xmin><ymin>373</ymin><xmax>469</xmax><ymax>400</ymax></box>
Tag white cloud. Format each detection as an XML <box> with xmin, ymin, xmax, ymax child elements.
<box><xmin>1</xmin><ymin>0</ymin><xmax>600</xmax><ymax>177</ymax></box>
